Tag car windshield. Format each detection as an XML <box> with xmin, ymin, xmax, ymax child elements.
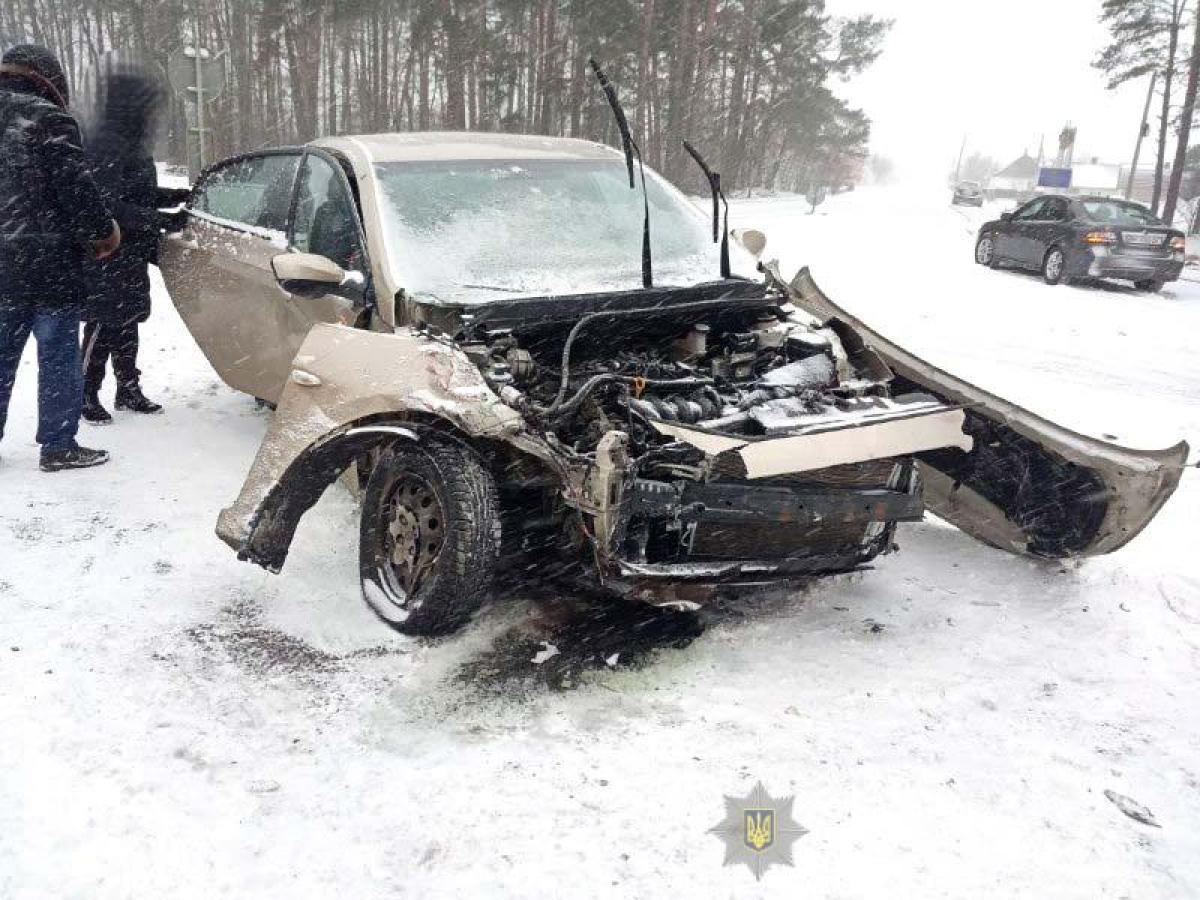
<box><xmin>1080</xmin><ymin>199</ymin><xmax>1161</xmax><ymax>226</ymax></box>
<box><xmin>373</xmin><ymin>158</ymin><xmax>719</xmax><ymax>303</ymax></box>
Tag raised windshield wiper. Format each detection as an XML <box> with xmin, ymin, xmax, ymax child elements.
<box><xmin>588</xmin><ymin>58</ymin><xmax>653</xmax><ymax>289</ymax></box>
<box><xmin>682</xmin><ymin>139</ymin><xmax>731</xmax><ymax>279</ymax></box>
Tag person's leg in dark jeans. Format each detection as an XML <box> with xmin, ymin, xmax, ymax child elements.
<box><xmin>81</xmin><ymin>319</ymin><xmax>114</xmax><ymax>424</ymax></box>
<box><xmin>31</xmin><ymin>305</ymin><xmax>108</xmax><ymax>471</ymax></box>
<box><xmin>112</xmin><ymin>320</ymin><xmax>160</xmax><ymax>414</ymax></box>
<box><xmin>0</xmin><ymin>300</ymin><xmax>36</xmax><ymax>454</ymax></box>
<box><xmin>32</xmin><ymin>304</ymin><xmax>83</xmax><ymax>451</ymax></box>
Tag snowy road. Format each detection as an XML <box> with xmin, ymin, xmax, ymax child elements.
<box><xmin>2</xmin><ymin>187</ymin><xmax>1198</xmax><ymax>898</ymax></box>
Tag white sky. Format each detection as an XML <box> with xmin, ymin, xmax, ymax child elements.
<box><xmin>827</xmin><ymin>0</ymin><xmax>1153</xmax><ymax>183</ymax></box>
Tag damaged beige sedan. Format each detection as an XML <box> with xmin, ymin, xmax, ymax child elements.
<box><xmin>160</xmin><ymin>130</ymin><xmax>1188</xmax><ymax>636</ymax></box>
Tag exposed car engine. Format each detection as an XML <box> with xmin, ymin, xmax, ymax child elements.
<box><xmin>463</xmin><ymin>302</ymin><xmax>874</xmax><ymax>458</ymax></box>
<box><xmin>453</xmin><ymin>293</ymin><xmax>933</xmax><ymax>579</ymax></box>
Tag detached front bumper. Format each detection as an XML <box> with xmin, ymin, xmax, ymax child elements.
<box><xmin>1079</xmin><ymin>247</ymin><xmax>1184</xmax><ymax>283</ymax></box>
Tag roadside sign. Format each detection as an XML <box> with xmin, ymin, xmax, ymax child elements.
<box><xmin>1038</xmin><ymin>167</ymin><xmax>1072</xmax><ymax>189</ymax></box>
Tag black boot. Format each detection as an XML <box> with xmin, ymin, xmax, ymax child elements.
<box><xmin>40</xmin><ymin>443</ymin><xmax>110</xmax><ymax>472</ymax></box>
<box><xmin>114</xmin><ymin>385</ymin><xmax>162</xmax><ymax>414</ymax></box>
<box><xmin>82</xmin><ymin>392</ymin><xmax>113</xmax><ymax>425</ymax></box>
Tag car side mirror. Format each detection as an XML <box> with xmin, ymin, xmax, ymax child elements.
<box><xmin>1000</xmin><ymin>211</ymin><xmax>1013</xmax><ymax>221</ymax></box>
<box><xmin>731</xmin><ymin>227</ymin><xmax>768</xmax><ymax>260</ymax></box>
<box><xmin>271</xmin><ymin>252</ymin><xmax>365</xmax><ymax>303</ymax></box>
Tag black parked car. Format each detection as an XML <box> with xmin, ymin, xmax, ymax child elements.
<box><xmin>952</xmin><ymin>180</ymin><xmax>984</xmax><ymax>206</ymax></box>
<box><xmin>974</xmin><ymin>194</ymin><xmax>1186</xmax><ymax>291</ymax></box>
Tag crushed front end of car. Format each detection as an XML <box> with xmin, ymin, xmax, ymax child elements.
<box><xmin>417</xmin><ymin>273</ymin><xmax>979</xmax><ymax>603</ymax></box>
<box><xmin>214</xmin><ymin>259</ymin><xmax>1186</xmax><ymax>624</ymax></box>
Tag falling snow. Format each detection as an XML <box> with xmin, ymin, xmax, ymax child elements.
<box><xmin>1</xmin><ymin>186</ymin><xmax>1198</xmax><ymax>898</ymax></box>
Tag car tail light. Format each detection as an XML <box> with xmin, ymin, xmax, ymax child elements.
<box><xmin>1170</xmin><ymin>236</ymin><xmax>1186</xmax><ymax>251</ymax></box>
<box><xmin>1083</xmin><ymin>230</ymin><xmax>1118</xmax><ymax>245</ymax></box>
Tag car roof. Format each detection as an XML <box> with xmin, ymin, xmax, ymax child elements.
<box><xmin>1075</xmin><ymin>194</ymin><xmax>1145</xmax><ymax>205</ymax></box>
<box><xmin>311</xmin><ymin>131</ymin><xmax>625</xmax><ymax>163</ymax></box>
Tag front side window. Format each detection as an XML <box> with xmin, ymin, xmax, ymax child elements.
<box><xmin>1013</xmin><ymin>198</ymin><xmax>1048</xmax><ymax>221</ymax></box>
<box><xmin>291</xmin><ymin>153</ymin><xmax>364</xmax><ymax>271</ymax></box>
<box><xmin>1041</xmin><ymin>198</ymin><xmax>1069</xmax><ymax>221</ymax></box>
<box><xmin>193</xmin><ymin>154</ymin><xmax>299</xmax><ymax>233</ymax></box>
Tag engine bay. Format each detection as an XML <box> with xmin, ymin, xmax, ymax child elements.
<box><xmin>440</xmin><ymin>284</ymin><xmax>972</xmax><ymax>579</ymax></box>
<box><xmin>459</xmin><ymin>290</ymin><xmax>888</xmax><ymax>463</ymax></box>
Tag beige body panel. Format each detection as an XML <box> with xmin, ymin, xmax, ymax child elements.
<box><xmin>162</xmin><ymin>218</ymin><xmax>365</xmax><ymax>403</ymax></box>
<box><xmin>652</xmin><ymin>408</ymin><xmax>973</xmax><ymax>478</ymax></box>
<box><xmin>215</xmin><ymin>323</ymin><xmax>526</xmax><ymax>550</ymax></box>
<box><xmin>786</xmin><ymin>267</ymin><xmax>1188</xmax><ymax>555</ymax></box>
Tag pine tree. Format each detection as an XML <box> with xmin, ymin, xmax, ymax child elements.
<box><xmin>1095</xmin><ymin>0</ymin><xmax>1191</xmax><ymax>214</ymax></box>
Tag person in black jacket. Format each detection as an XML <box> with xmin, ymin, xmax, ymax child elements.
<box><xmin>0</xmin><ymin>44</ymin><xmax>121</xmax><ymax>471</ymax></box>
<box><xmin>81</xmin><ymin>71</ymin><xmax>187</xmax><ymax>422</ymax></box>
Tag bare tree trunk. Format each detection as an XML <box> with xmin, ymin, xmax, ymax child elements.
<box><xmin>1165</xmin><ymin>7</ymin><xmax>1200</xmax><ymax>223</ymax></box>
<box><xmin>440</xmin><ymin>0</ymin><xmax>466</xmax><ymax>128</ymax></box>
<box><xmin>636</xmin><ymin>0</ymin><xmax>655</xmax><ymax>149</ymax></box>
<box><xmin>1152</xmin><ymin>0</ymin><xmax>1184</xmax><ymax>215</ymax></box>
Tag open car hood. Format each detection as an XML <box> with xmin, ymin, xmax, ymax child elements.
<box><xmin>784</xmin><ymin>267</ymin><xmax>1187</xmax><ymax>557</ymax></box>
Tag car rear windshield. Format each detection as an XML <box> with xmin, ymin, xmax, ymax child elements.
<box><xmin>373</xmin><ymin>158</ymin><xmax>716</xmax><ymax>302</ymax></box>
<box><xmin>1080</xmin><ymin>199</ymin><xmax>1162</xmax><ymax>227</ymax></box>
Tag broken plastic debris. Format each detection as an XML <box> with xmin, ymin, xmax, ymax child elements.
<box><xmin>1104</xmin><ymin>789</ymin><xmax>1160</xmax><ymax>828</ymax></box>
<box><xmin>530</xmin><ymin>642</ymin><xmax>559</xmax><ymax>665</ymax></box>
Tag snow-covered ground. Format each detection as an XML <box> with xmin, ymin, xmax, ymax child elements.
<box><xmin>2</xmin><ymin>186</ymin><xmax>1198</xmax><ymax>898</ymax></box>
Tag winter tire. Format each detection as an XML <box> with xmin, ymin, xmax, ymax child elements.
<box><xmin>1134</xmin><ymin>278</ymin><xmax>1165</xmax><ymax>293</ymax></box>
<box><xmin>1042</xmin><ymin>247</ymin><xmax>1069</xmax><ymax>285</ymax></box>
<box><xmin>975</xmin><ymin>234</ymin><xmax>999</xmax><ymax>268</ymax></box>
<box><xmin>359</xmin><ymin>438</ymin><xmax>500</xmax><ymax>636</ymax></box>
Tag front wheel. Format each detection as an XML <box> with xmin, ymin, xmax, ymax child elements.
<box><xmin>1042</xmin><ymin>247</ymin><xmax>1070</xmax><ymax>285</ymax></box>
<box><xmin>359</xmin><ymin>438</ymin><xmax>500</xmax><ymax>636</ymax></box>
<box><xmin>1134</xmin><ymin>278</ymin><xmax>1165</xmax><ymax>293</ymax></box>
<box><xmin>975</xmin><ymin>234</ymin><xmax>999</xmax><ymax>268</ymax></box>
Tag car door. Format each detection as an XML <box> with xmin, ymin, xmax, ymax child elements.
<box><xmin>160</xmin><ymin>151</ymin><xmax>302</xmax><ymax>400</ymax></box>
<box><xmin>1029</xmin><ymin>196</ymin><xmax>1070</xmax><ymax>264</ymax></box>
<box><xmin>999</xmin><ymin>197</ymin><xmax>1048</xmax><ymax>264</ymax></box>
<box><xmin>270</xmin><ymin>149</ymin><xmax>373</xmax><ymax>386</ymax></box>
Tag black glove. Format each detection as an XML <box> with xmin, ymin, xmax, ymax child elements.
<box><xmin>156</xmin><ymin>186</ymin><xmax>192</xmax><ymax>207</ymax></box>
<box><xmin>159</xmin><ymin>209</ymin><xmax>189</xmax><ymax>233</ymax></box>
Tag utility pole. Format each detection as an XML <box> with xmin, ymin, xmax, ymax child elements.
<box><xmin>192</xmin><ymin>18</ymin><xmax>207</xmax><ymax>171</ymax></box>
<box><xmin>1126</xmin><ymin>71</ymin><xmax>1157</xmax><ymax>200</ymax></box>
<box><xmin>953</xmin><ymin>134</ymin><xmax>967</xmax><ymax>183</ymax></box>
<box><xmin>167</xmin><ymin>6</ymin><xmax>225</xmax><ymax>178</ymax></box>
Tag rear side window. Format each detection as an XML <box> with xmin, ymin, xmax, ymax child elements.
<box><xmin>1080</xmin><ymin>200</ymin><xmax>1161</xmax><ymax>227</ymax></box>
<box><xmin>193</xmin><ymin>154</ymin><xmax>300</xmax><ymax>233</ymax></box>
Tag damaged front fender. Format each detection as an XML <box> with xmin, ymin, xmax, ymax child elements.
<box><xmin>217</xmin><ymin>324</ymin><xmax>533</xmax><ymax>570</ymax></box>
<box><xmin>784</xmin><ymin>267</ymin><xmax>1188</xmax><ymax>557</ymax></box>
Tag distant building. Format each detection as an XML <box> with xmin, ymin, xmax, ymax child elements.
<box><xmin>987</xmin><ymin>152</ymin><xmax>1157</xmax><ymax>203</ymax></box>
<box><xmin>1072</xmin><ymin>161</ymin><xmax>1121</xmax><ymax>194</ymax></box>
<box><xmin>988</xmin><ymin>153</ymin><xmax>1037</xmax><ymax>198</ymax></box>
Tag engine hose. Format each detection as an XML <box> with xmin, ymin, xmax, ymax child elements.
<box><xmin>548</xmin><ymin>374</ymin><xmax>713</xmax><ymax>420</ymax></box>
<box><xmin>547</xmin><ymin>296</ymin><xmax>741</xmax><ymax>414</ymax></box>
